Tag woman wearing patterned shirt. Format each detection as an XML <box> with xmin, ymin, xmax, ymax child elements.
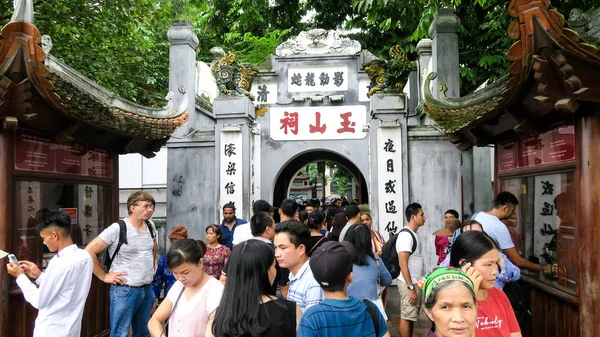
<box><xmin>203</xmin><ymin>225</ymin><xmax>231</xmax><ymax>279</ymax></box>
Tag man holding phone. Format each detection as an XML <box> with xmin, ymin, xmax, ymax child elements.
<box><xmin>6</xmin><ymin>210</ymin><xmax>93</xmax><ymax>337</ymax></box>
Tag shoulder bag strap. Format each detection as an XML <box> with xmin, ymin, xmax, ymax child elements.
<box><xmin>308</xmin><ymin>236</ymin><xmax>328</xmax><ymax>256</ymax></box>
<box><xmin>363</xmin><ymin>299</ymin><xmax>380</xmax><ymax>337</ymax></box>
<box><xmin>400</xmin><ymin>228</ymin><xmax>418</xmax><ymax>255</ymax></box>
<box><xmin>161</xmin><ymin>287</ymin><xmax>185</xmax><ymax>337</ymax></box>
<box><xmin>108</xmin><ymin>220</ymin><xmax>127</xmax><ymax>268</ymax></box>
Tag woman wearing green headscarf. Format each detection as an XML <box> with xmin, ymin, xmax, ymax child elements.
<box><xmin>420</xmin><ymin>267</ymin><xmax>481</xmax><ymax>337</ymax></box>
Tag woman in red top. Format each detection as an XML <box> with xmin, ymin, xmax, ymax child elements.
<box><xmin>450</xmin><ymin>231</ymin><xmax>522</xmax><ymax>337</ymax></box>
<box><xmin>203</xmin><ymin>225</ymin><xmax>231</xmax><ymax>280</ymax></box>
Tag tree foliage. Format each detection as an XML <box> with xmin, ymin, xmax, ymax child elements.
<box><xmin>1</xmin><ymin>0</ymin><xmax>594</xmax><ymax>103</ymax></box>
<box><xmin>1</xmin><ymin>0</ymin><xmax>173</xmax><ymax>106</ymax></box>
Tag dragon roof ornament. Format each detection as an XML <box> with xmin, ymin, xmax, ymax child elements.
<box><xmin>276</xmin><ymin>29</ymin><xmax>361</xmax><ymax>56</ymax></box>
<box><xmin>567</xmin><ymin>7</ymin><xmax>600</xmax><ymax>46</ymax></box>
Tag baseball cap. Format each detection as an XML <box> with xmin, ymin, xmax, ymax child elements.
<box><xmin>168</xmin><ymin>226</ymin><xmax>188</xmax><ymax>240</ymax></box>
<box><xmin>324</xmin><ymin>200</ymin><xmax>332</xmax><ymax>206</ymax></box>
<box><xmin>309</xmin><ymin>241</ymin><xmax>356</xmax><ymax>288</ymax></box>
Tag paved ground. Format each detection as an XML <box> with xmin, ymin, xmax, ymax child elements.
<box><xmin>384</xmin><ymin>285</ymin><xmax>430</xmax><ymax>337</ymax></box>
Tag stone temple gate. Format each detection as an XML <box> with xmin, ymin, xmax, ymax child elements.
<box><xmin>166</xmin><ymin>10</ymin><xmax>493</xmax><ymax>268</ymax></box>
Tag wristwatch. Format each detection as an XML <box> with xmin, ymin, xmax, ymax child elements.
<box><xmin>407</xmin><ymin>284</ymin><xmax>415</xmax><ymax>290</ymax></box>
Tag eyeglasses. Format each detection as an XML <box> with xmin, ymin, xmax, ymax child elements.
<box><xmin>137</xmin><ymin>203</ymin><xmax>155</xmax><ymax>210</ymax></box>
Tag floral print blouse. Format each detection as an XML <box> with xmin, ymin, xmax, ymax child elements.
<box><xmin>203</xmin><ymin>245</ymin><xmax>231</xmax><ymax>279</ymax></box>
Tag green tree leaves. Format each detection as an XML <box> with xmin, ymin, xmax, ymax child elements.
<box><xmin>1</xmin><ymin>0</ymin><xmax>592</xmax><ymax>103</ymax></box>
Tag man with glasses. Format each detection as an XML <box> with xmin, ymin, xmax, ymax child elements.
<box><xmin>86</xmin><ymin>191</ymin><xmax>157</xmax><ymax>337</ymax></box>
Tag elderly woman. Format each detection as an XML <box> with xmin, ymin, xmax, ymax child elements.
<box><xmin>421</xmin><ymin>267</ymin><xmax>479</xmax><ymax>337</ymax></box>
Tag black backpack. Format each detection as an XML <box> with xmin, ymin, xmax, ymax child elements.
<box><xmin>101</xmin><ymin>219</ymin><xmax>155</xmax><ymax>272</ymax></box>
<box><xmin>381</xmin><ymin>227</ymin><xmax>417</xmax><ymax>279</ymax></box>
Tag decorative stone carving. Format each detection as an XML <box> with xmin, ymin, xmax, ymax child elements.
<box><xmin>362</xmin><ymin>45</ymin><xmax>416</xmax><ymax>96</ymax></box>
<box><xmin>211</xmin><ymin>51</ymin><xmax>259</xmax><ymax>100</ymax></box>
<box><xmin>41</xmin><ymin>35</ymin><xmax>53</xmax><ymax>55</ymax></box>
<box><xmin>568</xmin><ymin>7</ymin><xmax>600</xmax><ymax>46</ymax></box>
<box><xmin>275</xmin><ymin>29</ymin><xmax>361</xmax><ymax>56</ymax></box>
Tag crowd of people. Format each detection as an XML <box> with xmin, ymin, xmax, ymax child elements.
<box><xmin>5</xmin><ymin>190</ymin><xmax>537</xmax><ymax>337</ymax></box>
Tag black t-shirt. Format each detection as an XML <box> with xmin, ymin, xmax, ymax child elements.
<box><xmin>256</xmin><ymin>298</ymin><xmax>296</xmax><ymax>337</ymax></box>
<box><xmin>305</xmin><ymin>235</ymin><xmax>329</xmax><ymax>257</ymax></box>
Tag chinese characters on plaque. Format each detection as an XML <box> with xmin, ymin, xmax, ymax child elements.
<box><xmin>533</xmin><ymin>175</ymin><xmax>560</xmax><ymax>265</ymax></box>
<box><xmin>270</xmin><ymin>106</ymin><xmax>368</xmax><ymax>141</ymax></box>
<box><xmin>376</xmin><ymin>127</ymin><xmax>403</xmax><ymax>241</ymax></box>
<box><xmin>220</xmin><ymin>129</ymin><xmax>244</xmax><ymax>215</ymax></box>
<box><xmin>287</xmin><ymin>66</ymin><xmax>349</xmax><ymax>93</ymax></box>
<box><xmin>498</xmin><ymin>123</ymin><xmax>575</xmax><ymax>173</ymax></box>
<box><xmin>14</xmin><ymin>129</ymin><xmax>114</xmax><ymax>178</ymax></box>
<box><xmin>250</xmin><ymin>127</ymin><xmax>262</xmax><ymax>211</ymax></box>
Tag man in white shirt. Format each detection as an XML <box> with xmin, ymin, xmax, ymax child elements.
<box><xmin>85</xmin><ymin>191</ymin><xmax>158</xmax><ymax>337</ymax></box>
<box><xmin>396</xmin><ymin>203</ymin><xmax>426</xmax><ymax>337</ymax></box>
<box><xmin>7</xmin><ymin>210</ymin><xmax>93</xmax><ymax>337</ymax></box>
<box><xmin>274</xmin><ymin>220</ymin><xmax>324</xmax><ymax>313</ymax></box>
<box><xmin>474</xmin><ymin>191</ymin><xmax>542</xmax><ymax>272</ymax></box>
<box><xmin>232</xmin><ymin>199</ymin><xmax>273</xmax><ymax>246</ymax></box>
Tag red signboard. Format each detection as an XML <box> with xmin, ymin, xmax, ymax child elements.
<box><xmin>59</xmin><ymin>208</ymin><xmax>78</xmax><ymax>225</ymax></box>
<box><xmin>14</xmin><ymin>129</ymin><xmax>114</xmax><ymax>178</ymax></box>
<box><xmin>498</xmin><ymin>141</ymin><xmax>518</xmax><ymax>171</ymax></box>
<box><xmin>498</xmin><ymin>123</ymin><xmax>575</xmax><ymax>172</ymax></box>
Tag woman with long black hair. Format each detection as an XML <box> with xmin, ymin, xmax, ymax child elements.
<box><xmin>207</xmin><ymin>240</ymin><xmax>300</xmax><ymax>337</ymax></box>
<box><xmin>450</xmin><ymin>230</ymin><xmax>521</xmax><ymax>337</ymax></box>
<box><xmin>345</xmin><ymin>224</ymin><xmax>392</xmax><ymax>321</ymax></box>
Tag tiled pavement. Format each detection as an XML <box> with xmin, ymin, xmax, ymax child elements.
<box><xmin>384</xmin><ymin>285</ymin><xmax>430</xmax><ymax>337</ymax></box>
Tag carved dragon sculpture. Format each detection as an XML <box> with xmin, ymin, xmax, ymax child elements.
<box><xmin>362</xmin><ymin>45</ymin><xmax>416</xmax><ymax>97</ymax></box>
<box><xmin>211</xmin><ymin>51</ymin><xmax>259</xmax><ymax>100</ymax></box>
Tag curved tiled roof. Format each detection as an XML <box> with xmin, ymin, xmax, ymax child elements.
<box><xmin>422</xmin><ymin>0</ymin><xmax>600</xmax><ymax>149</ymax></box>
<box><xmin>0</xmin><ymin>18</ymin><xmax>189</xmax><ymax>155</ymax></box>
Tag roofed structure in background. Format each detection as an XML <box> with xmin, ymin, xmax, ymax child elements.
<box><xmin>422</xmin><ymin>0</ymin><xmax>600</xmax><ymax>150</ymax></box>
<box><xmin>0</xmin><ymin>0</ymin><xmax>189</xmax><ymax>158</ymax></box>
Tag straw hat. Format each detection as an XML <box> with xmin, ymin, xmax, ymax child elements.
<box><xmin>432</xmin><ymin>219</ymin><xmax>461</xmax><ymax>236</ymax></box>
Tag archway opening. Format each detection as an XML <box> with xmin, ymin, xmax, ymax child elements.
<box><xmin>272</xmin><ymin>151</ymin><xmax>368</xmax><ymax>207</ymax></box>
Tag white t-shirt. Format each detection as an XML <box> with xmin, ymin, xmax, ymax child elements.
<box><xmin>395</xmin><ymin>227</ymin><xmax>424</xmax><ymax>284</ymax></box>
<box><xmin>166</xmin><ymin>277</ymin><xmax>224</xmax><ymax>316</ymax></box>
<box><xmin>98</xmin><ymin>218</ymin><xmax>156</xmax><ymax>286</ymax></box>
<box><xmin>474</xmin><ymin>212</ymin><xmax>514</xmax><ymax>250</ymax></box>
<box><xmin>232</xmin><ymin>223</ymin><xmax>253</xmax><ymax>245</ymax></box>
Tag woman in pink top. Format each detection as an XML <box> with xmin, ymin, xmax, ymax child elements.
<box><xmin>148</xmin><ymin>239</ymin><xmax>224</xmax><ymax>337</ymax></box>
<box><xmin>450</xmin><ymin>231</ymin><xmax>522</xmax><ymax>337</ymax></box>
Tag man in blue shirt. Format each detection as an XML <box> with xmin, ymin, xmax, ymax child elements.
<box><xmin>219</xmin><ymin>203</ymin><xmax>247</xmax><ymax>249</ymax></box>
<box><xmin>298</xmin><ymin>241</ymin><xmax>390</xmax><ymax>337</ymax></box>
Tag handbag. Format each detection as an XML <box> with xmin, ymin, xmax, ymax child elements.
<box><xmin>161</xmin><ymin>287</ymin><xmax>185</xmax><ymax>337</ymax></box>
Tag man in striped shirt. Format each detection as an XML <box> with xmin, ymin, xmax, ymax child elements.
<box><xmin>275</xmin><ymin>220</ymin><xmax>323</xmax><ymax>312</ymax></box>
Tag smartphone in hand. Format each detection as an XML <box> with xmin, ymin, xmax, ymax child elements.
<box><xmin>8</xmin><ymin>254</ymin><xmax>19</xmax><ymax>265</ymax></box>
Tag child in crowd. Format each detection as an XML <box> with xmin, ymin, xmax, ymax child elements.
<box><xmin>297</xmin><ymin>241</ymin><xmax>390</xmax><ymax>337</ymax></box>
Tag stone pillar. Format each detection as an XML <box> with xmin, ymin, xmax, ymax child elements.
<box><xmin>473</xmin><ymin>147</ymin><xmax>493</xmax><ymax>213</ymax></box>
<box><xmin>166</xmin><ymin>21</ymin><xmax>217</xmax><ymax>241</ymax></box>
<box><xmin>168</xmin><ymin>21</ymin><xmax>199</xmax><ymax>136</ymax></box>
<box><xmin>416</xmin><ymin>38</ymin><xmax>432</xmax><ymax>102</ymax></box>
<box><xmin>429</xmin><ymin>8</ymin><xmax>460</xmax><ymax>99</ymax></box>
<box><xmin>369</xmin><ymin>93</ymin><xmax>409</xmax><ymax>241</ymax></box>
<box><xmin>214</xmin><ymin>96</ymin><xmax>255</xmax><ymax>221</ymax></box>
